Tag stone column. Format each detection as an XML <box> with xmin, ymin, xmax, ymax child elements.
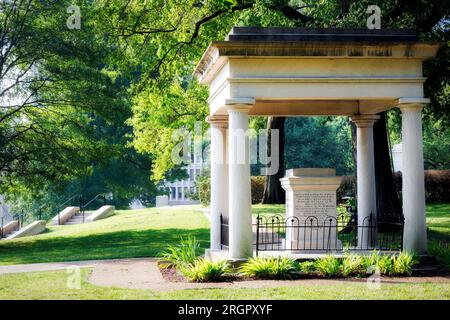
<box><xmin>398</xmin><ymin>99</ymin><xmax>429</xmax><ymax>253</ymax></box>
<box><xmin>227</xmin><ymin>99</ymin><xmax>254</xmax><ymax>260</ymax></box>
<box><xmin>206</xmin><ymin>115</ymin><xmax>228</xmax><ymax>251</ymax></box>
<box><xmin>351</xmin><ymin>115</ymin><xmax>380</xmax><ymax>248</ymax></box>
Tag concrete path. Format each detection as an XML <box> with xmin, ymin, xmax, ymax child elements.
<box><xmin>0</xmin><ymin>257</ymin><xmax>150</xmax><ymax>274</ymax></box>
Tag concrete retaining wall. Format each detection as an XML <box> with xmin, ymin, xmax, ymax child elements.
<box><xmin>6</xmin><ymin>220</ymin><xmax>46</xmax><ymax>239</ymax></box>
<box><xmin>86</xmin><ymin>205</ymin><xmax>114</xmax><ymax>222</ymax></box>
<box><xmin>50</xmin><ymin>206</ymin><xmax>80</xmax><ymax>225</ymax></box>
<box><xmin>1</xmin><ymin>220</ymin><xmax>19</xmax><ymax>237</ymax></box>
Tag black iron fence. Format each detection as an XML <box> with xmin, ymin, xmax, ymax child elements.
<box><xmin>255</xmin><ymin>214</ymin><xmax>404</xmax><ymax>254</ymax></box>
<box><xmin>220</xmin><ymin>213</ymin><xmax>404</xmax><ymax>254</ymax></box>
<box><xmin>220</xmin><ymin>214</ymin><xmax>229</xmax><ymax>249</ymax></box>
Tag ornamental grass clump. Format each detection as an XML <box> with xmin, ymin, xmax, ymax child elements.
<box><xmin>392</xmin><ymin>251</ymin><xmax>418</xmax><ymax>276</ymax></box>
<box><xmin>240</xmin><ymin>257</ymin><xmax>297</xmax><ymax>279</ymax></box>
<box><xmin>314</xmin><ymin>255</ymin><xmax>341</xmax><ymax>277</ymax></box>
<box><xmin>158</xmin><ymin>237</ymin><xmax>200</xmax><ymax>268</ymax></box>
<box><xmin>297</xmin><ymin>261</ymin><xmax>316</xmax><ymax>274</ymax></box>
<box><xmin>362</xmin><ymin>250</ymin><xmax>381</xmax><ymax>270</ymax></box>
<box><xmin>377</xmin><ymin>254</ymin><xmax>395</xmax><ymax>276</ymax></box>
<box><xmin>341</xmin><ymin>254</ymin><xmax>364</xmax><ymax>277</ymax></box>
<box><xmin>182</xmin><ymin>259</ymin><xmax>231</xmax><ymax>282</ymax></box>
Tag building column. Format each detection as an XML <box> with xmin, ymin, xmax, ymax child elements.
<box><xmin>227</xmin><ymin>99</ymin><xmax>254</xmax><ymax>260</ymax></box>
<box><xmin>206</xmin><ymin>115</ymin><xmax>228</xmax><ymax>251</ymax></box>
<box><xmin>351</xmin><ymin>115</ymin><xmax>380</xmax><ymax>248</ymax></box>
<box><xmin>398</xmin><ymin>99</ymin><xmax>429</xmax><ymax>253</ymax></box>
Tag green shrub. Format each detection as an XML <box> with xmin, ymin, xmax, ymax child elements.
<box><xmin>314</xmin><ymin>255</ymin><xmax>341</xmax><ymax>277</ymax></box>
<box><xmin>251</xmin><ymin>176</ymin><xmax>265</xmax><ymax>204</ymax></box>
<box><xmin>158</xmin><ymin>237</ymin><xmax>200</xmax><ymax>267</ymax></box>
<box><xmin>297</xmin><ymin>261</ymin><xmax>316</xmax><ymax>274</ymax></box>
<box><xmin>362</xmin><ymin>250</ymin><xmax>381</xmax><ymax>270</ymax></box>
<box><xmin>195</xmin><ymin>173</ymin><xmax>267</xmax><ymax>205</ymax></box>
<box><xmin>429</xmin><ymin>241</ymin><xmax>450</xmax><ymax>271</ymax></box>
<box><xmin>240</xmin><ymin>257</ymin><xmax>297</xmax><ymax>279</ymax></box>
<box><xmin>392</xmin><ymin>251</ymin><xmax>418</xmax><ymax>276</ymax></box>
<box><xmin>182</xmin><ymin>259</ymin><xmax>230</xmax><ymax>282</ymax></box>
<box><xmin>341</xmin><ymin>254</ymin><xmax>364</xmax><ymax>276</ymax></box>
<box><xmin>377</xmin><ymin>255</ymin><xmax>395</xmax><ymax>276</ymax></box>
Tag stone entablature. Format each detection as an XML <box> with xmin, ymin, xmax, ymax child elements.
<box><xmin>194</xmin><ymin>27</ymin><xmax>441</xmax><ymax>117</ymax></box>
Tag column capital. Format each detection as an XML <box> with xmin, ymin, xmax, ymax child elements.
<box><xmin>225</xmin><ymin>98</ymin><xmax>255</xmax><ymax>114</ymax></box>
<box><xmin>397</xmin><ymin>98</ymin><xmax>430</xmax><ymax>113</ymax></box>
<box><xmin>206</xmin><ymin>115</ymin><xmax>228</xmax><ymax>128</ymax></box>
<box><xmin>351</xmin><ymin>114</ymin><xmax>380</xmax><ymax>128</ymax></box>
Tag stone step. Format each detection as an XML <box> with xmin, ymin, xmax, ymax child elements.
<box><xmin>64</xmin><ymin>221</ymin><xmax>83</xmax><ymax>225</ymax></box>
<box><xmin>69</xmin><ymin>217</ymin><xmax>85</xmax><ymax>221</ymax></box>
<box><xmin>1</xmin><ymin>231</ymin><xmax>17</xmax><ymax>239</ymax></box>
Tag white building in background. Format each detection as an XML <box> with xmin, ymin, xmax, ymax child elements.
<box><xmin>0</xmin><ymin>195</ymin><xmax>12</xmax><ymax>223</ymax></box>
<box><xmin>165</xmin><ymin>153</ymin><xmax>204</xmax><ymax>205</ymax></box>
<box><xmin>392</xmin><ymin>143</ymin><xmax>403</xmax><ymax>173</ymax></box>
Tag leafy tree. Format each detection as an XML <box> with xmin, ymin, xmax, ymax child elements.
<box><xmin>285</xmin><ymin>117</ymin><xmax>354</xmax><ymax>175</ymax></box>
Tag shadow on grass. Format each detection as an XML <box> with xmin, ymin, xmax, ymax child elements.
<box><xmin>426</xmin><ymin>202</ymin><xmax>450</xmax><ymax>218</ymax></box>
<box><xmin>0</xmin><ymin>228</ymin><xmax>209</xmax><ymax>265</ymax></box>
<box><xmin>428</xmin><ymin>229</ymin><xmax>450</xmax><ymax>243</ymax></box>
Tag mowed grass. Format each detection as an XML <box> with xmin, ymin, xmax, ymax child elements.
<box><xmin>0</xmin><ymin>206</ymin><xmax>209</xmax><ymax>265</ymax></box>
<box><xmin>0</xmin><ymin>268</ymin><xmax>448</xmax><ymax>300</ymax></box>
<box><xmin>426</xmin><ymin>202</ymin><xmax>450</xmax><ymax>242</ymax></box>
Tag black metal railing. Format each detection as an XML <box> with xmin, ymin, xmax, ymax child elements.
<box><xmin>56</xmin><ymin>194</ymin><xmax>82</xmax><ymax>225</ymax></box>
<box><xmin>220</xmin><ymin>214</ymin><xmax>229</xmax><ymax>249</ymax></box>
<box><xmin>81</xmin><ymin>193</ymin><xmax>108</xmax><ymax>223</ymax></box>
<box><xmin>254</xmin><ymin>213</ymin><xmax>404</xmax><ymax>255</ymax></box>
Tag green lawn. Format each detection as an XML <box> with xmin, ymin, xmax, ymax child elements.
<box><xmin>0</xmin><ymin>206</ymin><xmax>209</xmax><ymax>265</ymax></box>
<box><xmin>0</xmin><ymin>268</ymin><xmax>448</xmax><ymax>300</ymax></box>
<box><xmin>0</xmin><ymin>203</ymin><xmax>448</xmax><ymax>266</ymax></box>
<box><xmin>426</xmin><ymin>202</ymin><xmax>450</xmax><ymax>241</ymax></box>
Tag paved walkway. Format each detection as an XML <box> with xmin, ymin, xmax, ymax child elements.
<box><xmin>0</xmin><ymin>257</ymin><xmax>150</xmax><ymax>274</ymax></box>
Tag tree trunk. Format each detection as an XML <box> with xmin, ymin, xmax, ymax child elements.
<box><xmin>261</xmin><ymin>117</ymin><xmax>285</xmax><ymax>204</ymax></box>
<box><xmin>373</xmin><ymin>112</ymin><xmax>403</xmax><ymax>223</ymax></box>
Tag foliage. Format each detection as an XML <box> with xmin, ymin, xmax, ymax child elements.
<box><xmin>362</xmin><ymin>250</ymin><xmax>381</xmax><ymax>270</ymax></box>
<box><xmin>314</xmin><ymin>255</ymin><xmax>341</xmax><ymax>277</ymax></box>
<box><xmin>297</xmin><ymin>260</ymin><xmax>316</xmax><ymax>274</ymax></box>
<box><xmin>197</xmin><ymin>169</ymin><xmax>211</xmax><ymax>206</ymax></box>
<box><xmin>128</xmin><ymin>80</ymin><xmax>209</xmax><ymax>181</ymax></box>
<box><xmin>285</xmin><ymin>117</ymin><xmax>354</xmax><ymax>175</ymax></box>
<box><xmin>429</xmin><ymin>241</ymin><xmax>450</xmax><ymax>271</ymax></box>
<box><xmin>341</xmin><ymin>254</ymin><xmax>364</xmax><ymax>277</ymax></box>
<box><xmin>377</xmin><ymin>255</ymin><xmax>395</xmax><ymax>276</ymax></box>
<box><xmin>195</xmin><ymin>170</ymin><xmax>267</xmax><ymax>206</ymax></box>
<box><xmin>0</xmin><ymin>0</ymin><xmax>126</xmax><ymax>189</ymax></box>
<box><xmin>392</xmin><ymin>251</ymin><xmax>418</xmax><ymax>276</ymax></box>
<box><xmin>394</xmin><ymin>170</ymin><xmax>450</xmax><ymax>202</ymax></box>
<box><xmin>181</xmin><ymin>258</ymin><xmax>230</xmax><ymax>282</ymax></box>
<box><xmin>239</xmin><ymin>256</ymin><xmax>297</xmax><ymax>279</ymax></box>
<box><xmin>159</xmin><ymin>237</ymin><xmax>201</xmax><ymax>268</ymax></box>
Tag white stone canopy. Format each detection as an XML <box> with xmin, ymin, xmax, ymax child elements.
<box><xmin>194</xmin><ymin>27</ymin><xmax>442</xmax><ymax>260</ymax></box>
